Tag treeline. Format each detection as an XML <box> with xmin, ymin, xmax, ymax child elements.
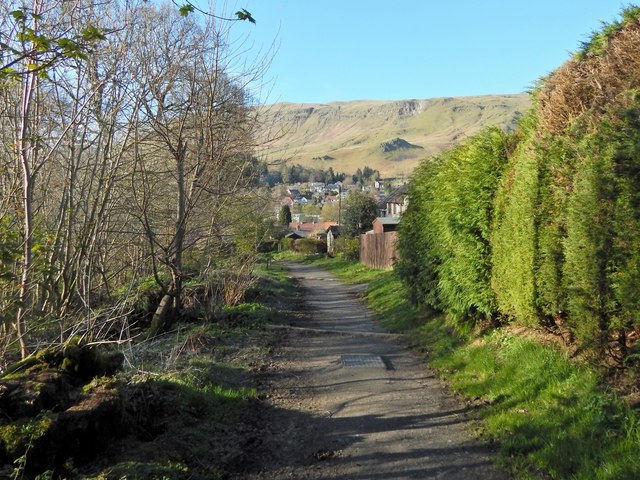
<box><xmin>397</xmin><ymin>6</ymin><xmax>640</xmax><ymax>365</ymax></box>
<box><xmin>352</xmin><ymin>166</ymin><xmax>381</xmax><ymax>186</ymax></box>
<box><xmin>267</xmin><ymin>163</ymin><xmax>380</xmax><ymax>186</ymax></box>
<box><xmin>275</xmin><ymin>164</ymin><xmax>347</xmax><ymax>185</ymax></box>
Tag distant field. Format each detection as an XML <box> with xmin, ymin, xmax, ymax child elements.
<box><xmin>258</xmin><ymin>94</ymin><xmax>530</xmax><ymax>177</ymax></box>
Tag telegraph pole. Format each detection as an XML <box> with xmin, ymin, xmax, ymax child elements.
<box><xmin>338</xmin><ymin>185</ymin><xmax>342</xmax><ymax>225</ymax></box>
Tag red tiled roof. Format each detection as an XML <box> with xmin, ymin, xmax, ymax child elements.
<box><xmin>289</xmin><ymin>221</ymin><xmax>338</xmax><ymax>233</ymax></box>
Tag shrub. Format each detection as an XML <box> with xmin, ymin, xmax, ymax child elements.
<box><xmin>533</xmin><ymin>134</ymin><xmax>577</xmax><ymax>321</ymax></box>
<box><xmin>490</xmin><ymin>119</ymin><xmax>539</xmax><ymax>324</ymax></box>
<box><xmin>563</xmin><ymin>107</ymin><xmax>640</xmax><ymax>350</ymax></box>
<box><xmin>221</xmin><ymin>303</ymin><xmax>273</xmax><ymax>327</ymax></box>
<box><xmin>280</xmin><ymin>237</ymin><xmax>294</xmax><ymax>251</ymax></box>
<box><xmin>336</xmin><ymin>236</ymin><xmax>360</xmax><ymax>261</ymax></box>
<box><xmin>429</xmin><ymin>127</ymin><xmax>509</xmax><ymax>322</ymax></box>
<box><xmin>396</xmin><ymin>158</ymin><xmax>441</xmax><ymax>310</ymax></box>
<box><xmin>293</xmin><ymin>237</ymin><xmax>327</xmax><ymax>254</ymax></box>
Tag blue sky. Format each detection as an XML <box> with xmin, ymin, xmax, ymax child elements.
<box><xmin>221</xmin><ymin>1</ymin><xmax>630</xmax><ymax>104</ymax></box>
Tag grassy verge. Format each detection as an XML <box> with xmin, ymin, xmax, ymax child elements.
<box><xmin>251</xmin><ymin>258</ymin><xmax>301</xmax><ymax>310</ymax></box>
<box><xmin>76</xmin><ymin>320</ymin><xmax>263</xmax><ymax>480</ymax></box>
<box><xmin>311</xmin><ymin>255</ymin><xmax>640</xmax><ymax>480</ymax></box>
<box><xmin>441</xmin><ymin>331</ymin><xmax>640</xmax><ymax>479</ymax></box>
<box><xmin>304</xmin><ymin>254</ymin><xmax>391</xmax><ymax>284</ymax></box>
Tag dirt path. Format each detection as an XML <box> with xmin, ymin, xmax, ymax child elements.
<box><xmin>235</xmin><ymin>262</ymin><xmax>509</xmax><ymax>479</ymax></box>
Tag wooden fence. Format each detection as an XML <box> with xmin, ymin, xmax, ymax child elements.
<box><xmin>359</xmin><ymin>231</ymin><xmax>398</xmax><ymax>269</ymax></box>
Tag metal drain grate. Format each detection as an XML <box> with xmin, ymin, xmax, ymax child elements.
<box><xmin>341</xmin><ymin>354</ymin><xmax>387</xmax><ymax>369</ymax></box>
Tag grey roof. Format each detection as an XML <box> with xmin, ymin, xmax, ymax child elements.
<box><xmin>375</xmin><ymin>217</ymin><xmax>401</xmax><ymax>225</ymax></box>
<box><xmin>386</xmin><ymin>184</ymin><xmax>409</xmax><ymax>204</ymax></box>
<box><xmin>285</xmin><ymin>231</ymin><xmax>307</xmax><ymax>239</ymax></box>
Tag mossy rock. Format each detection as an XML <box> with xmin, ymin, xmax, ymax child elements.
<box><xmin>0</xmin><ymin>384</ymin><xmax>123</xmax><ymax>476</ymax></box>
<box><xmin>0</xmin><ymin>342</ymin><xmax>125</xmax><ymax>476</ymax></box>
<box><xmin>2</xmin><ymin>341</ymin><xmax>124</xmax><ymax>384</ymax></box>
<box><xmin>0</xmin><ymin>369</ymin><xmax>76</xmax><ymax>420</ymax></box>
<box><xmin>1</xmin><ymin>355</ymin><xmax>45</xmax><ymax>378</ymax></box>
<box><xmin>59</xmin><ymin>344</ymin><xmax>124</xmax><ymax>383</ymax></box>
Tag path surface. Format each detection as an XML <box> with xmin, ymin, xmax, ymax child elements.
<box><xmin>238</xmin><ymin>262</ymin><xmax>509</xmax><ymax>479</ymax></box>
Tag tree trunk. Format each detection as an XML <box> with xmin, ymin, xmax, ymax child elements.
<box><xmin>148</xmin><ymin>291</ymin><xmax>174</xmax><ymax>338</ymax></box>
<box><xmin>15</xmin><ymin>173</ymin><xmax>32</xmax><ymax>359</ymax></box>
<box><xmin>173</xmin><ymin>139</ymin><xmax>186</xmax><ymax>313</ymax></box>
<box><xmin>15</xmin><ymin>18</ymin><xmax>40</xmax><ymax>358</ymax></box>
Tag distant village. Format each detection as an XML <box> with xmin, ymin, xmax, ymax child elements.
<box><xmin>273</xmin><ymin>178</ymin><xmax>409</xmax><ymax>261</ymax></box>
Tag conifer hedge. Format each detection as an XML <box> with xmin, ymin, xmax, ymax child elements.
<box><xmin>397</xmin><ymin>6</ymin><xmax>640</xmax><ymax>362</ymax></box>
<box><xmin>397</xmin><ymin>128</ymin><xmax>509</xmax><ymax>323</ymax></box>
<box><xmin>396</xmin><ymin>158</ymin><xmax>441</xmax><ymax>311</ymax></box>
<box><xmin>490</xmin><ymin>120</ymin><xmax>539</xmax><ymax>325</ymax></box>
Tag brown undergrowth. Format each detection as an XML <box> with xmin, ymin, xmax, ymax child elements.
<box><xmin>537</xmin><ymin>14</ymin><xmax>640</xmax><ymax>135</ymax></box>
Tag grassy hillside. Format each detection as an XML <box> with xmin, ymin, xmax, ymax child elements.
<box><xmin>258</xmin><ymin>95</ymin><xmax>530</xmax><ymax>177</ymax></box>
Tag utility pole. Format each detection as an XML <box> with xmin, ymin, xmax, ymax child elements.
<box><xmin>338</xmin><ymin>185</ymin><xmax>342</xmax><ymax>225</ymax></box>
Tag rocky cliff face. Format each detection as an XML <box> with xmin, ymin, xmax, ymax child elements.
<box><xmin>259</xmin><ymin>94</ymin><xmax>530</xmax><ymax>177</ymax></box>
<box><xmin>379</xmin><ymin>137</ymin><xmax>424</xmax><ymax>153</ymax></box>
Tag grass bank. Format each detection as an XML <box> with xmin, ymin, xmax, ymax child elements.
<box><xmin>306</xmin><ymin>255</ymin><xmax>640</xmax><ymax>480</ymax></box>
<box><xmin>75</xmin><ymin>264</ymin><xmax>297</xmax><ymax>479</ymax></box>
<box><xmin>85</xmin><ymin>265</ymin><xmax>299</xmax><ymax>479</ymax></box>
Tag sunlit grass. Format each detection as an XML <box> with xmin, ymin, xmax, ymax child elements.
<box><xmin>436</xmin><ymin>332</ymin><xmax>640</xmax><ymax>479</ymax></box>
<box><xmin>305</xmin><ymin>254</ymin><xmax>388</xmax><ymax>284</ymax></box>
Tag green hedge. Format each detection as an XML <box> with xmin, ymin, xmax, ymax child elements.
<box><xmin>399</xmin><ymin>102</ymin><xmax>640</xmax><ymax>364</ymax></box>
<box><xmin>398</xmin><ymin>127</ymin><xmax>509</xmax><ymax>324</ymax></box>
<box><xmin>562</xmin><ymin>108</ymin><xmax>640</xmax><ymax>348</ymax></box>
<box><xmin>397</xmin><ymin>6</ymin><xmax>640</xmax><ymax>362</ymax></box>
<box><xmin>396</xmin><ymin>158</ymin><xmax>441</xmax><ymax>310</ymax></box>
<box><xmin>490</xmin><ymin>118</ymin><xmax>539</xmax><ymax>324</ymax></box>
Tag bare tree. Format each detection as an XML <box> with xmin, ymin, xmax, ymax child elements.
<box><xmin>40</xmin><ymin>1</ymin><xmax>140</xmax><ymax>317</ymax></box>
<box><xmin>0</xmin><ymin>0</ymin><xmax>269</xmax><ymax>357</ymax></box>
<box><xmin>127</xmin><ymin>4</ymin><xmax>266</xmax><ymax>336</ymax></box>
<box><xmin>1</xmin><ymin>0</ymin><xmax>136</xmax><ymax>354</ymax></box>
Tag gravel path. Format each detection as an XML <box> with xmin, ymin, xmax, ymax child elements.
<box><xmin>237</xmin><ymin>262</ymin><xmax>509</xmax><ymax>480</ymax></box>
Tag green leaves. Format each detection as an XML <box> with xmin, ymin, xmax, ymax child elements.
<box><xmin>0</xmin><ymin>8</ymin><xmax>107</xmax><ymax>81</ymax></box>
<box><xmin>236</xmin><ymin>9</ymin><xmax>256</xmax><ymax>23</ymax></box>
<box><xmin>342</xmin><ymin>190</ymin><xmax>377</xmax><ymax>238</ymax></box>
<box><xmin>57</xmin><ymin>37</ymin><xmax>79</xmax><ymax>53</ymax></box>
<box><xmin>178</xmin><ymin>3</ymin><xmax>195</xmax><ymax>17</ymax></box>
<box><xmin>80</xmin><ymin>25</ymin><xmax>106</xmax><ymax>42</ymax></box>
<box><xmin>174</xmin><ymin>3</ymin><xmax>254</xmax><ymax>23</ymax></box>
<box><xmin>33</xmin><ymin>34</ymin><xmax>52</xmax><ymax>52</ymax></box>
<box><xmin>10</xmin><ymin>9</ymin><xmax>25</xmax><ymax>21</ymax></box>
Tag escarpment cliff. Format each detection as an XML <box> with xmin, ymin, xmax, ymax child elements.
<box><xmin>259</xmin><ymin>94</ymin><xmax>529</xmax><ymax>177</ymax></box>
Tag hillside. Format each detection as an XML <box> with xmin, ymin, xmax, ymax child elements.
<box><xmin>259</xmin><ymin>94</ymin><xmax>530</xmax><ymax>177</ymax></box>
